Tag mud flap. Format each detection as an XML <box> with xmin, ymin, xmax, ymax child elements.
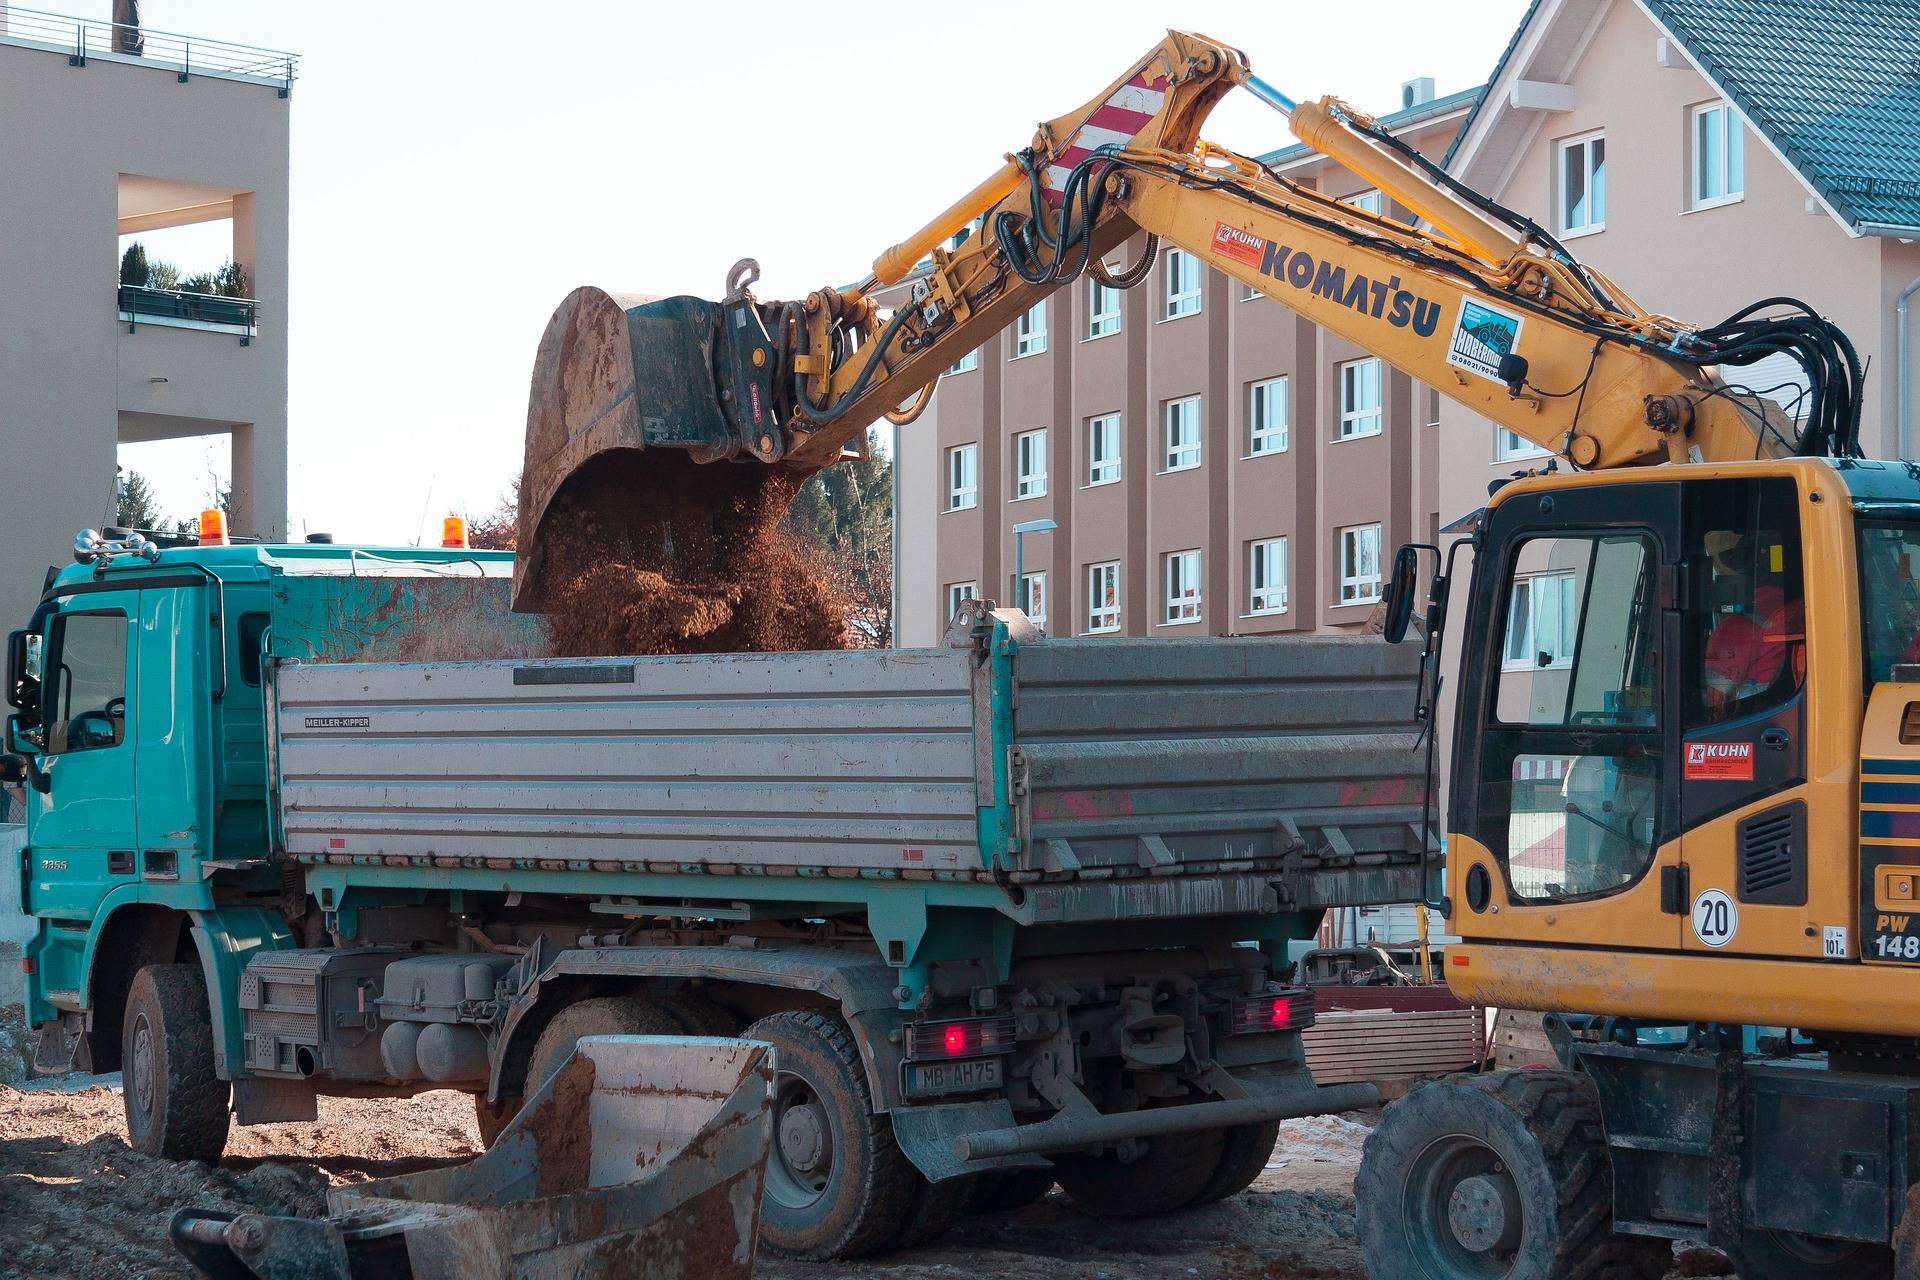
<box><xmin>891</xmin><ymin>1099</ymin><xmax>1051</xmax><ymax>1182</ymax></box>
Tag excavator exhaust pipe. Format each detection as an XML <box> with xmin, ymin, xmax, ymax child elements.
<box><xmin>512</xmin><ymin>281</ymin><xmax>799</xmax><ymax>615</ymax></box>
<box><xmin>169</xmin><ymin>1035</ymin><xmax>775</xmax><ymax>1280</ymax></box>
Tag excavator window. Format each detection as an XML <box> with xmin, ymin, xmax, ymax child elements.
<box><xmin>1683</xmin><ymin>478</ymin><xmax>1805</xmax><ymax>726</ymax></box>
<box><xmin>1858</xmin><ymin>519</ymin><xmax>1920</xmax><ymax>688</ymax></box>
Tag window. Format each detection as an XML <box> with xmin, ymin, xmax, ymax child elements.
<box><xmin>1338</xmin><ymin>359</ymin><xmax>1383</xmax><ymax>440</ymax></box>
<box><xmin>1496</xmin><ymin>428</ymin><xmax>1550</xmax><ymax>462</ymax></box>
<box><xmin>1557</xmin><ymin>132</ymin><xmax>1606</xmax><ymax>235</ymax></box>
<box><xmin>1164</xmin><ymin>249</ymin><xmax>1202</xmax><ymax>318</ymax></box>
<box><xmin>238</xmin><ymin>612</ymin><xmax>271</xmax><ymax>687</ymax></box>
<box><xmin>1338</xmin><ymin>524</ymin><xmax>1382</xmax><ymax>605</ymax></box>
<box><xmin>1018</xmin><ymin>572</ymin><xmax>1048</xmax><ymax>632</ymax></box>
<box><xmin>949</xmin><ymin>348</ymin><xmax>979</xmax><ymax>375</ymax></box>
<box><xmin>1248</xmin><ymin>377</ymin><xmax>1289</xmax><ymax>456</ymax></box>
<box><xmin>1086</xmin><ymin>562</ymin><xmax>1121</xmax><ymax>633</ymax></box>
<box><xmin>1691</xmin><ymin>102</ymin><xmax>1745</xmax><ymax>209</ymax></box>
<box><xmin>1164</xmin><ymin>396</ymin><xmax>1201</xmax><ymax>471</ymax></box>
<box><xmin>946</xmin><ymin>444</ymin><xmax>978</xmax><ymax>511</ymax></box>
<box><xmin>1014</xmin><ymin>429</ymin><xmax>1048</xmax><ymax>499</ymax></box>
<box><xmin>1014</xmin><ymin>301</ymin><xmax>1048</xmax><ymax>357</ymax></box>
<box><xmin>1165</xmin><ymin>550</ymin><xmax>1202</xmax><ymax>623</ymax></box>
<box><xmin>1343</xmin><ymin>189</ymin><xmax>1385</xmax><ymax>216</ymax></box>
<box><xmin>1087</xmin><ymin>413</ymin><xmax>1121</xmax><ymax>486</ymax></box>
<box><xmin>1249</xmin><ymin>538</ymin><xmax>1288</xmax><ymax>615</ymax></box>
<box><xmin>1686</xmin><ymin>477</ymin><xmax>1804</xmax><ymax>725</ymax></box>
<box><xmin>1503</xmin><ymin>571</ymin><xmax>1578</xmax><ymax>670</ymax></box>
<box><xmin>1088</xmin><ymin>277</ymin><xmax>1122</xmax><ymax>338</ymax></box>
<box><xmin>945</xmin><ymin>582</ymin><xmax>976</xmax><ymax>621</ymax></box>
<box><xmin>45</xmin><ymin>611</ymin><xmax>127</xmax><ymax>754</ymax></box>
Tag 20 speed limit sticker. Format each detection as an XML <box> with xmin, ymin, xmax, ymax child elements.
<box><xmin>1691</xmin><ymin>888</ymin><xmax>1739</xmax><ymax>948</ymax></box>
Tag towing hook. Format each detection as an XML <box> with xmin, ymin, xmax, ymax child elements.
<box><xmin>723</xmin><ymin>258</ymin><xmax>761</xmax><ymax>304</ymax></box>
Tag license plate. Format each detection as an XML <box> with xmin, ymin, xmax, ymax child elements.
<box><xmin>905</xmin><ymin>1056</ymin><xmax>1004</xmax><ymax>1097</ymax></box>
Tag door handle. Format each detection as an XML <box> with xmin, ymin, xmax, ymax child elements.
<box><xmin>1761</xmin><ymin>727</ymin><xmax>1790</xmax><ymax>750</ymax></box>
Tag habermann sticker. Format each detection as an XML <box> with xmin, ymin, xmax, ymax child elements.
<box><xmin>304</xmin><ymin>716</ymin><xmax>371</xmax><ymax>730</ymax></box>
<box><xmin>1685</xmin><ymin>741</ymin><xmax>1754</xmax><ymax>781</ymax></box>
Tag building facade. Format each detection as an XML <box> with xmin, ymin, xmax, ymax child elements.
<box><xmin>895</xmin><ymin>84</ymin><xmax>1482</xmax><ymax>647</ymax></box>
<box><xmin>0</xmin><ymin>5</ymin><xmax>293</xmax><ymax>625</ymax></box>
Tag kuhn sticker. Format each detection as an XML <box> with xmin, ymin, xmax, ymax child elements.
<box><xmin>1685</xmin><ymin>741</ymin><xmax>1754</xmax><ymax>781</ymax></box>
<box><xmin>1447</xmin><ymin>297</ymin><xmax>1524</xmax><ymax>382</ymax></box>
<box><xmin>1211</xmin><ymin>222</ymin><xmax>1266</xmax><ymax>268</ymax></box>
<box><xmin>304</xmin><ymin>716</ymin><xmax>370</xmax><ymax>730</ymax></box>
<box><xmin>1691</xmin><ymin>888</ymin><xmax>1738</xmax><ymax>948</ymax></box>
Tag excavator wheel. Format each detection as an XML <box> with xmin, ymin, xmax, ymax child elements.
<box><xmin>1723</xmin><ymin>1230</ymin><xmax>1892</xmax><ymax>1280</ymax></box>
<box><xmin>1053</xmin><ymin>1123</ymin><xmax>1227</xmax><ymax>1218</ymax></box>
<box><xmin>964</xmin><ymin>1168</ymin><xmax>1055</xmax><ymax>1215</ymax></box>
<box><xmin>1356</xmin><ymin>1071</ymin><xmax>1669</xmax><ymax>1280</ymax></box>
<box><xmin>1192</xmin><ymin>1120</ymin><xmax>1281</xmax><ymax>1204</ymax></box>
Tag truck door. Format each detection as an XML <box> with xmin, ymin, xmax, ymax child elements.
<box><xmin>31</xmin><ymin>596</ymin><xmax>140</xmax><ymax>920</ymax></box>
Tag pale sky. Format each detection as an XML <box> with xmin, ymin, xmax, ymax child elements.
<box><xmin>114</xmin><ymin>0</ymin><xmax>1529</xmax><ymax>544</ymax></box>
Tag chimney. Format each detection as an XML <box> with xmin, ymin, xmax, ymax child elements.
<box><xmin>1400</xmin><ymin>77</ymin><xmax>1437</xmax><ymax>111</ymax></box>
<box><xmin>113</xmin><ymin>0</ymin><xmax>143</xmax><ymax>56</ymax></box>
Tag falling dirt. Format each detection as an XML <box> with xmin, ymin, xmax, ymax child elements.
<box><xmin>530</xmin><ymin>451</ymin><xmax>847</xmax><ymax>658</ymax></box>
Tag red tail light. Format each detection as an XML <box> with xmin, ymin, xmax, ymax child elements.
<box><xmin>1227</xmin><ymin>989</ymin><xmax>1315</xmax><ymax>1035</ymax></box>
<box><xmin>904</xmin><ymin>1015</ymin><xmax>1016</xmax><ymax>1061</ymax></box>
<box><xmin>20</xmin><ymin>957</ymin><xmax>32</xmax><ymax>976</ymax></box>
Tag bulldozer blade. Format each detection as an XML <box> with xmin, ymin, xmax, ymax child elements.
<box><xmin>169</xmin><ymin>1035</ymin><xmax>775</xmax><ymax>1280</ymax></box>
<box><xmin>513</xmin><ymin>285</ymin><xmax>795</xmax><ymax>613</ymax></box>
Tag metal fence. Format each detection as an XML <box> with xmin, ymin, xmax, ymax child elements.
<box><xmin>0</xmin><ymin>5</ymin><xmax>298</xmax><ymax>94</ymax></box>
<box><xmin>119</xmin><ymin>284</ymin><xmax>258</xmax><ymax>333</ymax></box>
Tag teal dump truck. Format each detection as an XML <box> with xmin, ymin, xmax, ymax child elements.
<box><xmin>4</xmin><ymin>528</ymin><xmax>1428</xmax><ymax>1260</ymax></box>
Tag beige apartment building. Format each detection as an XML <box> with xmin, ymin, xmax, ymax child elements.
<box><xmin>0</xmin><ymin>5</ymin><xmax>293</xmax><ymax>624</ymax></box>
<box><xmin>895</xmin><ymin>82</ymin><xmax>1484</xmax><ymax>647</ymax></box>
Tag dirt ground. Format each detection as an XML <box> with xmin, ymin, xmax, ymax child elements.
<box><xmin>0</xmin><ymin>1084</ymin><xmax>1724</xmax><ymax>1280</ymax></box>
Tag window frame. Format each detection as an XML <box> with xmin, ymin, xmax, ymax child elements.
<box><xmin>1163</xmin><ymin>249</ymin><xmax>1202</xmax><ymax>319</ymax></box>
<box><xmin>1688</xmin><ymin>101</ymin><xmax>1745</xmax><ymax>211</ymax></box>
<box><xmin>1086</xmin><ymin>413</ymin><xmax>1122</xmax><ymax>487</ymax></box>
<box><xmin>42</xmin><ymin>608</ymin><xmax>130</xmax><ymax>756</ymax></box>
<box><xmin>1013</xmin><ymin>428</ymin><xmax>1048</xmax><ymax>500</ymax></box>
<box><xmin>1085</xmin><ymin>561</ymin><xmax>1122</xmax><ymax>634</ymax></box>
<box><xmin>948</xmin><ymin>348</ymin><xmax>979</xmax><ymax>375</ymax></box>
<box><xmin>1337</xmin><ymin>524</ymin><xmax>1383</xmax><ymax>606</ymax></box>
<box><xmin>1163</xmin><ymin>396</ymin><xmax>1202</xmax><ymax>472</ymax></box>
<box><xmin>1337</xmin><ymin>358</ymin><xmax>1383</xmax><ymax>441</ymax></box>
<box><xmin>1018</xmin><ymin>571</ymin><xmax>1048</xmax><ymax>632</ymax></box>
<box><xmin>1087</xmin><ymin>275</ymin><xmax>1122</xmax><ymax>339</ymax></box>
<box><xmin>945</xmin><ymin>581</ymin><xmax>977</xmax><ymax>621</ymax></box>
<box><xmin>1343</xmin><ymin>189</ymin><xmax>1385</xmax><ymax>216</ymax></box>
<box><xmin>1496</xmin><ymin>428</ymin><xmax>1551</xmax><ymax>462</ymax></box>
<box><xmin>1248</xmin><ymin>537</ymin><xmax>1289</xmax><ymax>616</ymax></box>
<box><xmin>1556</xmin><ymin>130</ymin><xmax>1607</xmax><ymax>237</ymax></box>
<box><xmin>1501</xmin><ymin>570</ymin><xmax>1579</xmax><ymax>672</ymax></box>
<box><xmin>1247</xmin><ymin>376</ymin><xmax>1289</xmax><ymax>457</ymax></box>
<box><xmin>1013</xmin><ymin>300</ymin><xmax>1048</xmax><ymax>358</ymax></box>
<box><xmin>1164</xmin><ymin>549</ymin><xmax>1203</xmax><ymax>625</ymax></box>
<box><xmin>945</xmin><ymin>443</ymin><xmax>979</xmax><ymax>512</ymax></box>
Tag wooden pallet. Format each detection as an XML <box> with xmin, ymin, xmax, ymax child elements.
<box><xmin>1302</xmin><ymin>1007</ymin><xmax>1485</xmax><ymax>1088</ymax></box>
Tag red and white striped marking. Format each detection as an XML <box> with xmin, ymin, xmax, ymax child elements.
<box><xmin>1043</xmin><ymin>72</ymin><xmax>1168</xmax><ymax>206</ymax></box>
<box><xmin>1514</xmin><ymin>756</ymin><xmax>1571</xmax><ymax>783</ymax></box>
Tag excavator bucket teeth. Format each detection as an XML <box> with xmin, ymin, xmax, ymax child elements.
<box><xmin>513</xmin><ymin>285</ymin><xmax>795</xmax><ymax>614</ymax></box>
<box><xmin>169</xmin><ymin>1035</ymin><xmax>775</xmax><ymax>1280</ymax></box>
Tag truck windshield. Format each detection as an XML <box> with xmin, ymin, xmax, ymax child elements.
<box><xmin>1858</xmin><ymin>519</ymin><xmax>1920</xmax><ymax>688</ymax></box>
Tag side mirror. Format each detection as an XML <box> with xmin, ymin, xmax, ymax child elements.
<box><xmin>5</xmin><ymin>630</ymin><xmax>38</xmax><ymax>716</ymax></box>
<box><xmin>1382</xmin><ymin>545</ymin><xmax>1422</xmax><ymax>644</ymax></box>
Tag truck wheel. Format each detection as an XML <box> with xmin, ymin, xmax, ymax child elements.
<box><xmin>1053</xmin><ymin>1124</ymin><xmax>1227</xmax><ymax>1217</ymax></box>
<box><xmin>746</xmin><ymin>1009</ymin><xmax>914</xmax><ymax>1260</ymax></box>
<box><xmin>1192</xmin><ymin>1119</ymin><xmax>1281</xmax><ymax>1204</ymax></box>
<box><xmin>891</xmin><ymin>1172</ymin><xmax>974</xmax><ymax>1250</ymax></box>
<box><xmin>472</xmin><ymin>1094</ymin><xmax>519</xmax><ymax>1149</ymax></box>
<box><xmin>656</xmin><ymin>993</ymin><xmax>741</xmax><ymax>1037</ymax></box>
<box><xmin>525</xmin><ymin>995</ymin><xmax>682</xmax><ymax>1097</ymax></box>
<box><xmin>122</xmin><ymin>964</ymin><xmax>230</xmax><ymax>1164</ymax></box>
<box><xmin>1725</xmin><ymin>1231</ymin><xmax>1891</xmax><ymax>1280</ymax></box>
<box><xmin>965</xmin><ymin>1168</ymin><xmax>1055</xmax><ymax>1215</ymax></box>
<box><xmin>1356</xmin><ymin>1071</ymin><xmax>1668</xmax><ymax>1280</ymax></box>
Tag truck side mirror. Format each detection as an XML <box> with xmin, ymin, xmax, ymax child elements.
<box><xmin>5</xmin><ymin>629</ymin><xmax>38</xmax><ymax>716</ymax></box>
<box><xmin>1382</xmin><ymin>545</ymin><xmax>1422</xmax><ymax>644</ymax></box>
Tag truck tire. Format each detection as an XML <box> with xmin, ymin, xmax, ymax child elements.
<box><xmin>472</xmin><ymin>1094</ymin><xmax>518</xmax><ymax>1149</ymax></box>
<box><xmin>1724</xmin><ymin>1230</ymin><xmax>1891</xmax><ymax>1280</ymax></box>
<box><xmin>122</xmin><ymin>964</ymin><xmax>230</xmax><ymax>1164</ymax></box>
<box><xmin>656</xmin><ymin>993</ymin><xmax>741</xmax><ymax>1037</ymax></box>
<box><xmin>746</xmin><ymin>1009</ymin><xmax>915</xmax><ymax>1260</ymax></box>
<box><xmin>1053</xmin><ymin>1123</ymin><xmax>1227</xmax><ymax>1217</ymax></box>
<box><xmin>525</xmin><ymin>996</ymin><xmax>683</xmax><ymax>1098</ymax></box>
<box><xmin>1356</xmin><ymin>1071</ymin><xmax>1669</xmax><ymax>1280</ymax></box>
<box><xmin>1192</xmin><ymin>1119</ymin><xmax>1281</xmax><ymax>1204</ymax></box>
<box><xmin>965</xmin><ymin>1167</ymin><xmax>1055</xmax><ymax>1215</ymax></box>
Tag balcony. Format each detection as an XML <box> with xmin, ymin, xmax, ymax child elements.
<box><xmin>118</xmin><ymin>284</ymin><xmax>257</xmax><ymax>338</ymax></box>
<box><xmin>0</xmin><ymin>4</ymin><xmax>298</xmax><ymax>95</ymax></box>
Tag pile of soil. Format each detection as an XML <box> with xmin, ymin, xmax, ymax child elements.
<box><xmin>532</xmin><ymin>451</ymin><xmax>846</xmax><ymax>657</ymax></box>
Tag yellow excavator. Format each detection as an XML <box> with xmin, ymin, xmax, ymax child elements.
<box><xmin>511</xmin><ymin>30</ymin><xmax>1920</xmax><ymax>1280</ymax></box>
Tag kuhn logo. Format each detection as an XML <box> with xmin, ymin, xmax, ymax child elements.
<box><xmin>1688</xmin><ymin>743</ymin><xmax>1751</xmax><ymax>764</ymax></box>
<box><xmin>1211</xmin><ymin>222</ymin><xmax>1266</xmax><ymax>267</ymax></box>
<box><xmin>1685</xmin><ymin>741</ymin><xmax>1754</xmax><ymax>781</ymax></box>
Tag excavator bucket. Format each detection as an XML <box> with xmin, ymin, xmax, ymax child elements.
<box><xmin>511</xmin><ymin>281</ymin><xmax>797</xmax><ymax>615</ymax></box>
<box><xmin>169</xmin><ymin>1035</ymin><xmax>774</xmax><ymax>1280</ymax></box>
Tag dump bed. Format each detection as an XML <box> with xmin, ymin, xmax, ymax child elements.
<box><xmin>271</xmin><ymin>620</ymin><xmax>1430</xmax><ymax>917</ymax></box>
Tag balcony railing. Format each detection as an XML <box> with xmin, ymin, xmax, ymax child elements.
<box><xmin>0</xmin><ymin>5</ymin><xmax>298</xmax><ymax>95</ymax></box>
<box><xmin>119</xmin><ymin>284</ymin><xmax>258</xmax><ymax>338</ymax></box>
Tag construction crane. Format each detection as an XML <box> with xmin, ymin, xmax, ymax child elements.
<box><xmin>507</xmin><ymin>30</ymin><xmax>1914</xmax><ymax>1279</ymax></box>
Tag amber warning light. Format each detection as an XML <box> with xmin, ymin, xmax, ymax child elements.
<box><xmin>442</xmin><ymin>515</ymin><xmax>470</xmax><ymax>549</ymax></box>
<box><xmin>197</xmin><ymin>509</ymin><xmax>229</xmax><ymax>546</ymax></box>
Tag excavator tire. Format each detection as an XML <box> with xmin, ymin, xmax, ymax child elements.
<box><xmin>1192</xmin><ymin>1120</ymin><xmax>1281</xmax><ymax>1204</ymax></box>
<box><xmin>747</xmin><ymin>1009</ymin><xmax>916</xmax><ymax>1260</ymax></box>
<box><xmin>964</xmin><ymin>1168</ymin><xmax>1055</xmax><ymax>1215</ymax></box>
<box><xmin>122</xmin><ymin>964</ymin><xmax>231</xmax><ymax>1164</ymax></box>
<box><xmin>1356</xmin><ymin>1071</ymin><xmax>1669</xmax><ymax>1280</ymax></box>
<box><xmin>1723</xmin><ymin>1230</ymin><xmax>1892</xmax><ymax>1280</ymax></box>
<box><xmin>1053</xmin><ymin>1124</ymin><xmax>1227</xmax><ymax>1218</ymax></box>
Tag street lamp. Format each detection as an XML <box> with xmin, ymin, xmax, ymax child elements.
<box><xmin>1011</xmin><ymin>517</ymin><xmax>1057</xmax><ymax>631</ymax></box>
